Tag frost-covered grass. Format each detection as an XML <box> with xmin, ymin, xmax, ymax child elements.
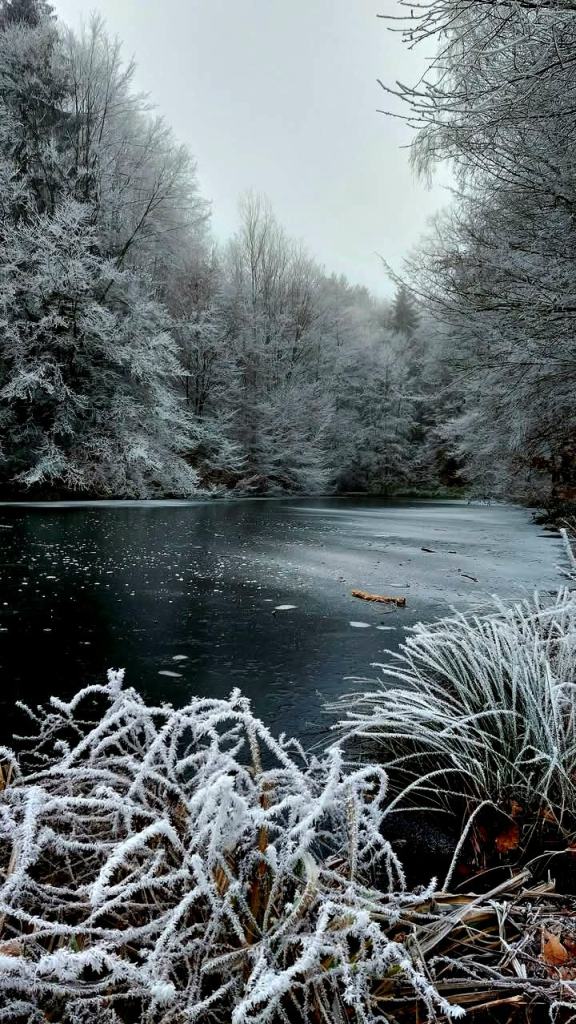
<box><xmin>0</xmin><ymin>673</ymin><xmax>460</xmax><ymax>1024</ymax></box>
<box><xmin>3</xmin><ymin>633</ymin><xmax>576</xmax><ymax>1021</ymax></box>
<box><xmin>332</xmin><ymin>590</ymin><xmax>576</xmax><ymax>829</ymax></box>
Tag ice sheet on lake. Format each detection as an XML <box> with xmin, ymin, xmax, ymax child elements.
<box><xmin>0</xmin><ymin>498</ymin><xmax>563</xmax><ymax>752</ymax></box>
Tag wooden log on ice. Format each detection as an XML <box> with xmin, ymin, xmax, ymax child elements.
<box><xmin>351</xmin><ymin>590</ymin><xmax>406</xmax><ymax>608</ymax></box>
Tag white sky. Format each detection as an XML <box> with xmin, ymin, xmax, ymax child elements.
<box><xmin>54</xmin><ymin>0</ymin><xmax>450</xmax><ymax>297</ymax></box>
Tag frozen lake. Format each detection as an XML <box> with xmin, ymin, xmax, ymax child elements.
<box><xmin>0</xmin><ymin>498</ymin><xmax>562</xmax><ymax>748</ymax></box>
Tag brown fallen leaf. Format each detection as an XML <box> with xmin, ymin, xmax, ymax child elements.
<box><xmin>510</xmin><ymin>800</ymin><xmax>523</xmax><ymax>818</ymax></box>
<box><xmin>542</xmin><ymin>929</ymin><xmax>570</xmax><ymax>967</ymax></box>
<box><xmin>494</xmin><ymin>820</ymin><xmax>520</xmax><ymax>854</ymax></box>
<box><xmin>0</xmin><ymin>941</ymin><xmax>22</xmax><ymax>957</ymax></box>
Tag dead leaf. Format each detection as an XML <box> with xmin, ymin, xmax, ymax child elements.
<box><xmin>542</xmin><ymin>930</ymin><xmax>570</xmax><ymax>967</ymax></box>
<box><xmin>509</xmin><ymin>800</ymin><xmax>523</xmax><ymax>818</ymax></box>
<box><xmin>494</xmin><ymin>821</ymin><xmax>520</xmax><ymax>854</ymax></box>
<box><xmin>0</xmin><ymin>941</ymin><xmax>21</xmax><ymax>957</ymax></box>
<box><xmin>456</xmin><ymin>863</ymin><xmax>473</xmax><ymax>876</ymax></box>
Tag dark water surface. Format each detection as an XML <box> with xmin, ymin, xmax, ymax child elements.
<box><xmin>0</xmin><ymin>498</ymin><xmax>562</xmax><ymax>749</ymax></box>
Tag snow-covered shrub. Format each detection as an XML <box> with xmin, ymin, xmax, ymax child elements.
<box><xmin>0</xmin><ymin>674</ymin><xmax>460</xmax><ymax>1023</ymax></box>
<box><xmin>332</xmin><ymin>591</ymin><xmax>576</xmax><ymax>825</ymax></box>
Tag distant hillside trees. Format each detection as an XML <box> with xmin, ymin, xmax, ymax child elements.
<box><xmin>0</xmin><ymin>5</ymin><xmax>449</xmax><ymax>498</ymax></box>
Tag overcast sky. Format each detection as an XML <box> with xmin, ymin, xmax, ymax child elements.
<box><xmin>54</xmin><ymin>0</ymin><xmax>449</xmax><ymax>297</ymax></box>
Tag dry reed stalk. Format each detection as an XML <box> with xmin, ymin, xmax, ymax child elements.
<box><xmin>352</xmin><ymin>589</ymin><xmax>407</xmax><ymax>607</ymax></box>
<box><xmin>0</xmin><ymin>758</ymin><xmax>14</xmax><ymax>793</ymax></box>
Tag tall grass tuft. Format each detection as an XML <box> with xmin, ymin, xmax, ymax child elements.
<box><xmin>332</xmin><ymin>591</ymin><xmax>576</xmax><ymax>827</ymax></box>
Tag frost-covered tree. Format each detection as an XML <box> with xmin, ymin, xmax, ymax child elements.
<box><xmin>165</xmin><ymin>249</ymin><xmax>245</xmax><ymax>489</ymax></box>
<box><xmin>0</xmin><ymin>17</ymin><xmax>68</xmax><ymax>217</ymax></box>
<box><xmin>330</xmin><ymin>319</ymin><xmax>418</xmax><ymax>493</ymax></box>
<box><xmin>221</xmin><ymin>192</ymin><xmax>334</xmax><ymax>493</ymax></box>
<box><xmin>60</xmin><ymin>15</ymin><xmax>209</xmax><ymax>276</ymax></box>
<box><xmin>0</xmin><ymin>11</ymin><xmax>218</xmax><ymax>496</ymax></box>
<box><xmin>0</xmin><ymin>0</ymin><xmax>53</xmax><ymax>29</ymax></box>
<box><xmin>0</xmin><ymin>199</ymin><xmax>201</xmax><ymax>496</ymax></box>
<box><xmin>384</xmin><ymin>0</ymin><xmax>576</xmax><ymax>506</ymax></box>
<box><xmin>216</xmin><ymin>195</ymin><xmax>441</xmax><ymax>496</ymax></box>
<box><xmin>390</xmin><ymin>284</ymin><xmax>419</xmax><ymax>338</ymax></box>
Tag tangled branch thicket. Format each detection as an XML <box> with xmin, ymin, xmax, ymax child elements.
<box><xmin>0</xmin><ymin>674</ymin><xmax>457</xmax><ymax>1024</ymax></box>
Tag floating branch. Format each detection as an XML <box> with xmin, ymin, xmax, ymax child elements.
<box><xmin>352</xmin><ymin>589</ymin><xmax>407</xmax><ymax>607</ymax></box>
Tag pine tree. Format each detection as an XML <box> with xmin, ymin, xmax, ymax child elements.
<box><xmin>390</xmin><ymin>285</ymin><xmax>420</xmax><ymax>337</ymax></box>
<box><xmin>0</xmin><ymin>0</ymin><xmax>53</xmax><ymax>29</ymax></box>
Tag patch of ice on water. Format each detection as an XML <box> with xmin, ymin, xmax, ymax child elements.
<box><xmin>275</xmin><ymin>604</ymin><xmax>297</xmax><ymax>611</ymax></box>
<box><xmin>172</xmin><ymin>655</ymin><xmax>188</xmax><ymax>661</ymax></box>
<box><xmin>376</xmin><ymin>625</ymin><xmax>397</xmax><ymax>631</ymax></box>
<box><xmin>158</xmin><ymin>670</ymin><xmax>183</xmax><ymax>678</ymax></box>
<box><xmin>349</xmin><ymin>621</ymin><xmax>371</xmax><ymax>628</ymax></box>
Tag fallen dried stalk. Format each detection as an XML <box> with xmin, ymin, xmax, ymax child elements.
<box><xmin>352</xmin><ymin>589</ymin><xmax>407</xmax><ymax>607</ymax></box>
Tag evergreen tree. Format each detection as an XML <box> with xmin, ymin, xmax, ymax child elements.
<box><xmin>390</xmin><ymin>285</ymin><xmax>420</xmax><ymax>337</ymax></box>
<box><xmin>0</xmin><ymin>0</ymin><xmax>53</xmax><ymax>29</ymax></box>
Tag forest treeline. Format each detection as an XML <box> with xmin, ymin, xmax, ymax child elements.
<box><xmin>0</xmin><ymin>0</ymin><xmax>462</xmax><ymax>500</ymax></box>
<box><xmin>387</xmin><ymin>0</ymin><xmax>576</xmax><ymax>514</ymax></box>
<box><xmin>0</xmin><ymin>0</ymin><xmax>572</xmax><ymax>508</ymax></box>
